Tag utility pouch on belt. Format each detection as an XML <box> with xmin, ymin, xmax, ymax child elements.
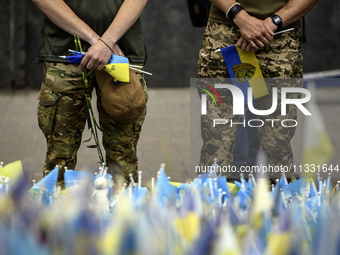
<box><xmin>95</xmin><ymin>69</ymin><xmax>146</xmax><ymax>125</ymax></box>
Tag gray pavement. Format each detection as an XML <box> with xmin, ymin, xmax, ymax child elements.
<box><xmin>0</xmin><ymin>88</ymin><xmax>194</xmax><ymax>185</ymax></box>
<box><xmin>1</xmin><ymin>85</ymin><xmax>340</xmax><ymax>184</ymax></box>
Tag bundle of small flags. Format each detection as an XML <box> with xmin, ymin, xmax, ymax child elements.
<box><xmin>1</xmin><ymin>160</ymin><xmax>340</xmax><ymax>255</ymax></box>
<box><xmin>59</xmin><ymin>50</ymin><xmax>151</xmax><ymax>82</ymax></box>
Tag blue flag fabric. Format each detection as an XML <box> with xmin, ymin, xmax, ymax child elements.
<box><xmin>63</xmin><ymin>50</ymin><xmax>130</xmax><ymax>82</ymax></box>
<box><xmin>189</xmin><ymin>220</ymin><xmax>217</xmax><ymax>255</ymax></box>
<box><xmin>64</xmin><ymin>170</ymin><xmax>95</xmax><ymax>188</ymax></box>
<box><xmin>154</xmin><ymin>170</ymin><xmax>177</xmax><ymax>206</ymax></box>
<box><xmin>5</xmin><ymin>228</ymin><xmax>51</xmax><ymax>255</ymax></box>
<box><xmin>271</xmin><ymin>183</ymin><xmax>285</xmax><ymax>217</ymax></box>
<box><xmin>29</xmin><ymin>166</ymin><xmax>59</xmax><ymax>205</ymax></box>
<box><xmin>217</xmin><ymin>177</ymin><xmax>230</xmax><ymax>200</ymax></box>
<box><xmin>281</xmin><ymin>178</ymin><xmax>306</xmax><ymax>197</ymax></box>
<box><xmin>132</xmin><ymin>186</ymin><xmax>149</xmax><ymax>207</ymax></box>
<box><xmin>102</xmin><ymin>173</ymin><xmax>114</xmax><ymax>201</ymax></box>
<box><xmin>63</xmin><ymin>50</ymin><xmax>84</xmax><ymax>63</ymax></box>
<box><xmin>221</xmin><ymin>46</ymin><xmax>250</xmax><ymax>102</ymax></box>
<box><xmin>234</xmin><ymin>180</ymin><xmax>253</xmax><ymax>210</ymax></box>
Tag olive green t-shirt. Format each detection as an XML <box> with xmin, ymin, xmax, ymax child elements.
<box><xmin>35</xmin><ymin>0</ymin><xmax>146</xmax><ymax>64</ymax></box>
<box><xmin>209</xmin><ymin>0</ymin><xmax>300</xmax><ymax>29</ymax></box>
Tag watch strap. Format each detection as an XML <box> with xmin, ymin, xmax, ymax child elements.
<box><xmin>226</xmin><ymin>3</ymin><xmax>244</xmax><ymax>22</ymax></box>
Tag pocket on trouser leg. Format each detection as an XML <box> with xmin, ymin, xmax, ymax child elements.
<box><xmin>37</xmin><ymin>82</ymin><xmax>59</xmax><ymax>135</ymax></box>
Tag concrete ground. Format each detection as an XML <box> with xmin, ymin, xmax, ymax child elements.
<box><xmin>0</xmin><ymin>88</ymin><xmax>193</xmax><ymax>185</ymax></box>
<box><xmin>1</xmin><ymin>85</ymin><xmax>340</xmax><ymax>185</ymax></box>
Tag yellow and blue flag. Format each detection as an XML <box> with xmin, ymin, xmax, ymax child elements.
<box><xmin>221</xmin><ymin>45</ymin><xmax>268</xmax><ymax>102</ymax></box>
<box><xmin>103</xmin><ymin>54</ymin><xmax>130</xmax><ymax>82</ymax></box>
<box><xmin>29</xmin><ymin>166</ymin><xmax>59</xmax><ymax>205</ymax></box>
<box><xmin>61</xmin><ymin>50</ymin><xmax>130</xmax><ymax>82</ymax></box>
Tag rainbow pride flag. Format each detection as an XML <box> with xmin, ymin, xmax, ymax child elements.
<box><xmin>221</xmin><ymin>45</ymin><xmax>268</xmax><ymax>102</ymax></box>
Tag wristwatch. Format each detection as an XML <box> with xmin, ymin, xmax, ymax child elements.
<box><xmin>271</xmin><ymin>14</ymin><xmax>282</xmax><ymax>30</ymax></box>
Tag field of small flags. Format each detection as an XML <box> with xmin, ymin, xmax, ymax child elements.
<box><xmin>1</xmin><ymin>160</ymin><xmax>340</xmax><ymax>255</ymax></box>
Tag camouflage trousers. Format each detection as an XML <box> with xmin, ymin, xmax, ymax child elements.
<box><xmin>197</xmin><ymin>22</ymin><xmax>303</xmax><ymax>178</ymax></box>
<box><xmin>37</xmin><ymin>62</ymin><xmax>148</xmax><ymax>182</ymax></box>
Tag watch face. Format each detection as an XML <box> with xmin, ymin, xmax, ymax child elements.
<box><xmin>273</xmin><ymin>16</ymin><xmax>281</xmax><ymax>24</ymax></box>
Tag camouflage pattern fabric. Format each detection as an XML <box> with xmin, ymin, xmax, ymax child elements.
<box><xmin>196</xmin><ymin>22</ymin><xmax>303</xmax><ymax>178</ymax></box>
<box><xmin>37</xmin><ymin>62</ymin><xmax>148</xmax><ymax>182</ymax></box>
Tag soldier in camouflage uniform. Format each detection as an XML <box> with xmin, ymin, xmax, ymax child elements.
<box><xmin>196</xmin><ymin>0</ymin><xmax>318</xmax><ymax>179</ymax></box>
<box><xmin>38</xmin><ymin>62</ymin><xmax>147</xmax><ymax>181</ymax></box>
<box><xmin>33</xmin><ymin>0</ymin><xmax>148</xmax><ymax>182</ymax></box>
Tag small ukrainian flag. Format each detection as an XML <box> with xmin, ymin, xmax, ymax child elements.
<box><xmin>221</xmin><ymin>45</ymin><xmax>268</xmax><ymax>102</ymax></box>
<box><xmin>61</xmin><ymin>50</ymin><xmax>130</xmax><ymax>82</ymax></box>
<box><xmin>103</xmin><ymin>54</ymin><xmax>130</xmax><ymax>82</ymax></box>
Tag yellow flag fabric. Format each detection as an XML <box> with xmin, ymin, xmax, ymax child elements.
<box><xmin>104</xmin><ymin>63</ymin><xmax>130</xmax><ymax>82</ymax></box>
<box><xmin>170</xmin><ymin>181</ymin><xmax>182</xmax><ymax>188</ymax></box>
<box><xmin>264</xmin><ymin>232</ymin><xmax>292</xmax><ymax>255</ymax></box>
<box><xmin>235</xmin><ymin>45</ymin><xmax>268</xmax><ymax>99</ymax></box>
<box><xmin>99</xmin><ymin>223</ymin><xmax>121</xmax><ymax>255</ymax></box>
<box><xmin>174</xmin><ymin>212</ymin><xmax>200</xmax><ymax>244</ymax></box>
<box><xmin>227</xmin><ymin>182</ymin><xmax>239</xmax><ymax>195</ymax></box>
<box><xmin>98</xmin><ymin>192</ymin><xmax>132</xmax><ymax>255</ymax></box>
<box><xmin>0</xmin><ymin>160</ymin><xmax>23</xmax><ymax>187</ymax></box>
